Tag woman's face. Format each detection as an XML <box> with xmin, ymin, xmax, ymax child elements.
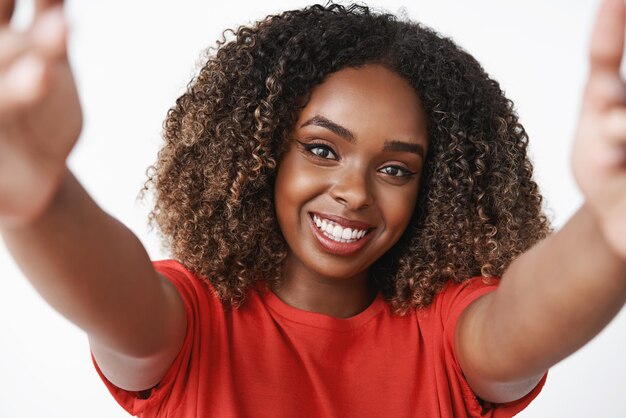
<box><xmin>274</xmin><ymin>64</ymin><xmax>429</xmax><ymax>282</ymax></box>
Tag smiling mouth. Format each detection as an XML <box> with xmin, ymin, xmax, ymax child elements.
<box><xmin>310</xmin><ymin>213</ymin><xmax>371</xmax><ymax>243</ymax></box>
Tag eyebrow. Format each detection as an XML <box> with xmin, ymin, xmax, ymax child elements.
<box><xmin>384</xmin><ymin>140</ymin><xmax>425</xmax><ymax>159</ymax></box>
<box><xmin>300</xmin><ymin>114</ymin><xmax>424</xmax><ymax>158</ymax></box>
<box><xmin>300</xmin><ymin>115</ymin><xmax>356</xmax><ymax>143</ymax></box>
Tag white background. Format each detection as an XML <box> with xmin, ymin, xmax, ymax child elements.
<box><xmin>1</xmin><ymin>0</ymin><xmax>625</xmax><ymax>417</ymax></box>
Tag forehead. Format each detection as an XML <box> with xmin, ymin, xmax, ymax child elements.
<box><xmin>295</xmin><ymin>64</ymin><xmax>428</xmax><ymax>141</ymax></box>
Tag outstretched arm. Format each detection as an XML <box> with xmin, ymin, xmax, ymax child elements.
<box><xmin>0</xmin><ymin>0</ymin><xmax>186</xmax><ymax>390</ymax></box>
<box><xmin>456</xmin><ymin>0</ymin><xmax>626</xmax><ymax>403</ymax></box>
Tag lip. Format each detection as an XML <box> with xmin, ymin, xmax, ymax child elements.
<box><xmin>309</xmin><ymin>212</ymin><xmax>374</xmax><ymax>230</ymax></box>
<box><xmin>307</xmin><ymin>214</ymin><xmax>374</xmax><ymax>256</ymax></box>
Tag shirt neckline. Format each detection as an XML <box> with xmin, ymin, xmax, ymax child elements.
<box><xmin>259</xmin><ymin>283</ymin><xmax>386</xmax><ymax>331</ymax></box>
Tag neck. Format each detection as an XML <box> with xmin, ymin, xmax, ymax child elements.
<box><xmin>273</xmin><ymin>256</ymin><xmax>379</xmax><ymax>318</ymax></box>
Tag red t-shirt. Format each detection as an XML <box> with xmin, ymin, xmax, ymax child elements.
<box><xmin>93</xmin><ymin>260</ymin><xmax>546</xmax><ymax>417</ymax></box>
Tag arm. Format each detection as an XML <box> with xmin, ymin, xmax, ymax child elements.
<box><xmin>456</xmin><ymin>0</ymin><xmax>626</xmax><ymax>403</ymax></box>
<box><xmin>0</xmin><ymin>1</ymin><xmax>186</xmax><ymax>390</ymax></box>
<box><xmin>2</xmin><ymin>171</ymin><xmax>187</xmax><ymax>390</ymax></box>
<box><xmin>457</xmin><ymin>205</ymin><xmax>626</xmax><ymax>402</ymax></box>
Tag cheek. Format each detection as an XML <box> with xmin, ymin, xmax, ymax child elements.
<box><xmin>274</xmin><ymin>155</ymin><xmax>326</xmax><ymax>226</ymax></box>
<box><xmin>279</xmin><ymin>168</ymin><xmax>320</xmax><ymax>197</ymax></box>
<box><xmin>379</xmin><ymin>182</ymin><xmax>419</xmax><ymax>236</ymax></box>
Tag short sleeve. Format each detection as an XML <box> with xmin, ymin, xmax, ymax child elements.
<box><xmin>437</xmin><ymin>277</ymin><xmax>547</xmax><ymax>417</ymax></box>
<box><xmin>91</xmin><ymin>259</ymin><xmax>217</xmax><ymax>416</ymax></box>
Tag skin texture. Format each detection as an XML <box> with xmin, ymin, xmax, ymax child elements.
<box><xmin>0</xmin><ymin>0</ymin><xmax>625</xmax><ymax>407</ymax></box>
<box><xmin>274</xmin><ymin>65</ymin><xmax>428</xmax><ymax>317</ymax></box>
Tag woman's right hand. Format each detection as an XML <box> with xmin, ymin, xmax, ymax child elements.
<box><xmin>0</xmin><ymin>0</ymin><xmax>82</xmax><ymax>227</ymax></box>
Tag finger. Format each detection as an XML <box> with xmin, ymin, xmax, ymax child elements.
<box><xmin>0</xmin><ymin>0</ymin><xmax>15</xmax><ymax>25</ymax></box>
<box><xmin>0</xmin><ymin>9</ymin><xmax>66</xmax><ymax>68</ymax></box>
<box><xmin>0</xmin><ymin>28</ymin><xmax>29</xmax><ymax>66</ymax></box>
<box><xmin>589</xmin><ymin>0</ymin><xmax>625</xmax><ymax>76</ymax></box>
<box><xmin>0</xmin><ymin>54</ymin><xmax>49</xmax><ymax>114</ymax></box>
<box><xmin>31</xmin><ymin>6</ymin><xmax>67</xmax><ymax>59</ymax></box>
<box><xmin>34</xmin><ymin>0</ymin><xmax>63</xmax><ymax>17</ymax></box>
<box><xmin>604</xmin><ymin>108</ymin><xmax>626</xmax><ymax>161</ymax></box>
<box><xmin>587</xmin><ymin>108</ymin><xmax>626</xmax><ymax>170</ymax></box>
<box><xmin>583</xmin><ymin>71</ymin><xmax>626</xmax><ymax>111</ymax></box>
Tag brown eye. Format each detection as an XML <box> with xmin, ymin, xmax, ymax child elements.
<box><xmin>302</xmin><ymin>143</ymin><xmax>338</xmax><ymax>160</ymax></box>
<box><xmin>379</xmin><ymin>165</ymin><xmax>413</xmax><ymax>177</ymax></box>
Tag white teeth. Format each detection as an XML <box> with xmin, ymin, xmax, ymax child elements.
<box><xmin>312</xmin><ymin>215</ymin><xmax>368</xmax><ymax>243</ymax></box>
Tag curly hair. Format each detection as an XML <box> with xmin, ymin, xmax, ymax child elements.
<box><xmin>144</xmin><ymin>2</ymin><xmax>551</xmax><ymax>315</ymax></box>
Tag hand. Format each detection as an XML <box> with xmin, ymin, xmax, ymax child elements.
<box><xmin>0</xmin><ymin>0</ymin><xmax>82</xmax><ymax>227</ymax></box>
<box><xmin>572</xmin><ymin>0</ymin><xmax>626</xmax><ymax>259</ymax></box>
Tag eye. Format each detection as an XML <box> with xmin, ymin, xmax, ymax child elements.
<box><xmin>378</xmin><ymin>165</ymin><xmax>415</xmax><ymax>178</ymax></box>
<box><xmin>299</xmin><ymin>141</ymin><xmax>338</xmax><ymax>160</ymax></box>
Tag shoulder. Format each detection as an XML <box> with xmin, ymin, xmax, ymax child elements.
<box><xmin>152</xmin><ymin>259</ymin><xmax>201</xmax><ymax>285</ymax></box>
<box><xmin>413</xmin><ymin>276</ymin><xmax>501</xmax><ymax>360</ymax></box>
<box><xmin>423</xmin><ymin>276</ymin><xmax>500</xmax><ymax>323</ymax></box>
<box><xmin>421</xmin><ymin>277</ymin><xmax>546</xmax><ymax>414</ymax></box>
<box><xmin>91</xmin><ymin>260</ymin><xmax>225</xmax><ymax>415</ymax></box>
<box><xmin>152</xmin><ymin>259</ymin><xmax>222</xmax><ymax>307</ymax></box>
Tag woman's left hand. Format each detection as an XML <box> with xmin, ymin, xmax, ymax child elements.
<box><xmin>572</xmin><ymin>0</ymin><xmax>626</xmax><ymax>259</ymax></box>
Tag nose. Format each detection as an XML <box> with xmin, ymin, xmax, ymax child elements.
<box><xmin>329</xmin><ymin>170</ymin><xmax>374</xmax><ymax>210</ymax></box>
